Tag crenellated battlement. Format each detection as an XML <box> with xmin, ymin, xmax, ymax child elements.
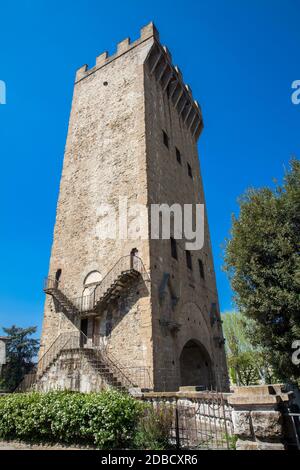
<box><xmin>75</xmin><ymin>21</ymin><xmax>203</xmax><ymax>140</ymax></box>
<box><xmin>75</xmin><ymin>22</ymin><xmax>159</xmax><ymax>82</ymax></box>
<box><xmin>144</xmin><ymin>36</ymin><xmax>203</xmax><ymax>140</ymax></box>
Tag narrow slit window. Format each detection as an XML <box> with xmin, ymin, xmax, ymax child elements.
<box><xmin>163</xmin><ymin>130</ymin><xmax>169</xmax><ymax>149</ymax></box>
<box><xmin>198</xmin><ymin>259</ymin><xmax>205</xmax><ymax>279</ymax></box>
<box><xmin>187</xmin><ymin>163</ymin><xmax>193</xmax><ymax>178</ymax></box>
<box><xmin>176</xmin><ymin>147</ymin><xmax>182</xmax><ymax>164</ymax></box>
<box><xmin>171</xmin><ymin>237</ymin><xmax>177</xmax><ymax>260</ymax></box>
<box><xmin>186</xmin><ymin>250</ymin><xmax>192</xmax><ymax>270</ymax></box>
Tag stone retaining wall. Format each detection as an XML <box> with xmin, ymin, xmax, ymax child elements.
<box><xmin>228</xmin><ymin>384</ymin><xmax>293</xmax><ymax>450</ymax></box>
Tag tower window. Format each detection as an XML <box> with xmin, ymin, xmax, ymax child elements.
<box><xmin>176</xmin><ymin>147</ymin><xmax>182</xmax><ymax>164</ymax></box>
<box><xmin>171</xmin><ymin>237</ymin><xmax>177</xmax><ymax>260</ymax></box>
<box><xmin>186</xmin><ymin>250</ymin><xmax>192</xmax><ymax>270</ymax></box>
<box><xmin>163</xmin><ymin>130</ymin><xmax>169</xmax><ymax>149</ymax></box>
<box><xmin>198</xmin><ymin>259</ymin><xmax>205</xmax><ymax>279</ymax></box>
<box><xmin>187</xmin><ymin>163</ymin><xmax>193</xmax><ymax>178</ymax></box>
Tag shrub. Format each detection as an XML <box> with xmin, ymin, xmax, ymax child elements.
<box><xmin>0</xmin><ymin>390</ymin><xmax>144</xmax><ymax>449</ymax></box>
<box><xmin>134</xmin><ymin>403</ymin><xmax>174</xmax><ymax>450</ymax></box>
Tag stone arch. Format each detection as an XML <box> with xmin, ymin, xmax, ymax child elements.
<box><xmin>82</xmin><ymin>270</ymin><xmax>102</xmax><ymax>296</ymax></box>
<box><xmin>179</xmin><ymin>339</ymin><xmax>214</xmax><ymax>389</ymax></box>
<box><xmin>178</xmin><ymin>302</ymin><xmax>213</xmax><ymax>353</ymax></box>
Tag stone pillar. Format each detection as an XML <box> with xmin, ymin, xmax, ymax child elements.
<box><xmin>228</xmin><ymin>385</ymin><xmax>292</xmax><ymax>450</ymax></box>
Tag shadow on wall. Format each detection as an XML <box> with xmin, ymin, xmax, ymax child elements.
<box><xmin>179</xmin><ymin>339</ymin><xmax>215</xmax><ymax>389</ymax></box>
<box><xmin>91</xmin><ymin>275</ymin><xmax>150</xmax><ymax>346</ymax></box>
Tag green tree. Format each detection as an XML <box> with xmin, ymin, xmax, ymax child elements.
<box><xmin>1</xmin><ymin>325</ymin><xmax>39</xmax><ymax>391</ymax></box>
<box><xmin>224</xmin><ymin>159</ymin><xmax>300</xmax><ymax>384</ymax></box>
<box><xmin>222</xmin><ymin>311</ymin><xmax>275</xmax><ymax>385</ymax></box>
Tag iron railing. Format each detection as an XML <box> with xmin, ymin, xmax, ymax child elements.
<box><xmin>142</xmin><ymin>392</ymin><xmax>234</xmax><ymax>450</ymax></box>
<box><xmin>15</xmin><ymin>329</ymin><xmax>150</xmax><ymax>393</ymax></box>
<box><xmin>38</xmin><ymin>330</ymin><xmax>88</xmax><ymax>375</ymax></box>
<box><xmin>44</xmin><ymin>255</ymin><xmax>149</xmax><ymax>314</ymax></box>
<box><xmin>15</xmin><ymin>330</ymin><xmax>88</xmax><ymax>392</ymax></box>
<box><xmin>92</xmin><ymin>255</ymin><xmax>148</xmax><ymax>306</ymax></box>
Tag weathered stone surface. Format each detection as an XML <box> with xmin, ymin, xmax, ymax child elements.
<box><xmin>36</xmin><ymin>350</ymin><xmax>105</xmax><ymax>393</ymax></box>
<box><xmin>236</xmin><ymin>439</ymin><xmax>258</xmax><ymax>450</ymax></box>
<box><xmin>256</xmin><ymin>441</ymin><xmax>285</xmax><ymax>450</ymax></box>
<box><xmin>251</xmin><ymin>411</ymin><xmax>282</xmax><ymax>440</ymax></box>
<box><xmin>232</xmin><ymin>411</ymin><xmax>252</xmax><ymax>438</ymax></box>
<box><xmin>38</xmin><ymin>22</ymin><xmax>229</xmax><ymax>393</ymax></box>
<box><xmin>228</xmin><ymin>384</ymin><xmax>291</xmax><ymax>406</ymax></box>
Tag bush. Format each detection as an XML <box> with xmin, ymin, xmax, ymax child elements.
<box><xmin>134</xmin><ymin>404</ymin><xmax>174</xmax><ymax>450</ymax></box>
<box><xmin>0</xmin><ymin>390</ymin><xmax>144</xmax><ymax>449</ymax></box>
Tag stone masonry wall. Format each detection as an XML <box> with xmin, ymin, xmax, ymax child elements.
<box><xmin>36</xmin><ymin>349</ymin><xmax>109</xmax><ymax>393</ymax></box>
<box><xmin>39</xmin><ymin>23</ymin><xmax>229</xmax><ymax>392</ymax></box>
<box><xmin>143</xmin><ymin>44</ymin><xmax>229</xmax><ymax>391</ymax></box>
<box><xmin>39</xmin><ymin>27</ymin><xmax>156</xmax><ymax>381</ymax></box>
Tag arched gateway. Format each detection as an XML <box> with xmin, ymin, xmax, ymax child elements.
<box><xmin>179</xmin><ymin>339</ymin><xmax>214</xmax><ymax>389</ymax></box>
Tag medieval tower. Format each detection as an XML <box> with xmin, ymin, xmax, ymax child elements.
<box><xmin>39</xmin><ymin>22</ymin><xmax>229</xmax><ymax>392</ymax></box>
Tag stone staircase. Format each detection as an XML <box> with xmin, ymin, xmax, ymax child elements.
<box><xmin>16</xmin><ymin>332</ymin><xmax>134</xmax><ymax>393</ymax></box>
<box><xmin>16</xmin><ymin>255</ymin><xmax>149</xmax><ymax>393</ymax></box>
<box><xmin>44</xmin><ymin>254</ymin><xmax>146</xmax><ymax>317</ymax></box>
<box><xmin>81</xmin><ymin>348</ymin><xmax>128</xmax><ymax>392</ymax></box>
<box><xmin>45</xmin><ymin>288</ymin><xmax>81</xmax><ymax>323</ymax></box>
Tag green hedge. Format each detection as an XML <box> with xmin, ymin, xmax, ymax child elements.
<box><xmin>0</xmin><ymin>390</ymin><xmax>144</xmax><ymax>449</ymax></box>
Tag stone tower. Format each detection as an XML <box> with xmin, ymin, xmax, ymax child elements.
<box><xmin>39</xmin><ymin>22</ymin><xmax>229</xmax><ymax>392</ymax></box>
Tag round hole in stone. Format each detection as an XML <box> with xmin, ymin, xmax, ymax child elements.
<box><xmin>103</xmin><ymin>81</ymin><xmax>108</xmax><ymax>86</ymax></box>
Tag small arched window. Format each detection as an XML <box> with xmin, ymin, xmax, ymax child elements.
<box><xmin>83</xmin><ymin>271</ymin><xmax>102</xmax><ymax>296</ymax></box>
<box><xmin>83</xmin><ymin>271</ymin><xmax>102</xmax><ymax>286</ymax></box>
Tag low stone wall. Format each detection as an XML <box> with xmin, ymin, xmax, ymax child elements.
<box><xmin>228</xmin><ymin>384</ymin><xmax>293</xmax><ymax>450</ymax></box>
<box><xmin>140</xmin><ymin>385</ymin><xmax>295</xmax><ymax>450</ymax></box>
<box><xmin>140</xmin><ymin>390</ymin><xmax>234</xmax><ymax>449</ymax></box>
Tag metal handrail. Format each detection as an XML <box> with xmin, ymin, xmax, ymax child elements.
<box><xmin>38</xmin><ymin>330</ymin><xmax>88</xmax><ymax>376</ymax></box>
<box><xmin>95</xmin><ymin>347</ymin><xmax>136</xmax><ymax>390</ymax></box>
<box><xmin>89</xmin><ymin>336</ymin><xmax>153</xmax><ymax>389</ymax></box>
<box><xmin>44</xmin><ymin>255</ymin><xmax>148</xmax><ymax>314</ymax></box>
<box><xmin>15</xmin><ymin>329</ymin><xmax>151</xmax><ymax>392</ymax></box>
<box><xmin>92</xmin><ymin>255</ymin><xmax>147</xmax><ymax>304</ymax></box>
<box><xmin>15</xmin><ymin>330</ymin><xmax>88</xmax><ymax>392</ymax></box>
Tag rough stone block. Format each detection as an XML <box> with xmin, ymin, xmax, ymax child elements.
<box><xmin>232</xmin><ymin>411</ymin><xmax>252</xmax><ymax>438</ymax></box>
<box><xmin>251</xmin><ymin>411</ymin><xmax>282</xmax><ymax>440</ymax></box>
<box><xmin>256</xmin><ymin>441</ymin><xmax>285</xmax><ymax>450</ymax></box>
<box><xmin>236</xmin><ymin>439</ymin><xmax>258</xmax><ymax>450</ymax></box>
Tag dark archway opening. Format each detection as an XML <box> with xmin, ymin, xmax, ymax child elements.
<box><xmin>179</xmin><ymin>339</ymin><xmax>214</xmax><ymax>389</ymax></box>
<box><xmin>55</xmin><ymin>268</ymin><xmax>62</xmax><ymax>283</ymax></box>
<box><xmin>80</xmin><ymin>318</ymin><xmax>88</xmax><ymax>346</ymax></box>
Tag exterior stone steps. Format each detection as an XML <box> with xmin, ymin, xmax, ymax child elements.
<box><xmin>80</xmin><ymin>349</ymin><xmax>128</xmax><ymax>392</ymax></box>
<box><xmin>44</xmin><ymin>264</ymin><xmax>141</xmax><ymax>318</ymax></box>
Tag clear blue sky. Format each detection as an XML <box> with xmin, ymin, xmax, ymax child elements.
<box><xmin>0</xmin><ymin>0</ymin><xmax>299</xmax><ymax>337</ymax></box>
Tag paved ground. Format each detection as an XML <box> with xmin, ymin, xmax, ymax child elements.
<box><xmin>0</xmin><ymin>440</ymin><xmax>93</xmax><ymax>450</ymax></box>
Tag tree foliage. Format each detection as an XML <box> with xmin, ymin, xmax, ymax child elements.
<box><xmin>1</xmin><ymin>325</ymin><xmax>39</xmax><ymax>391</ymax></box>
<box><xmin>222</xmin><ymin>311</ymin><xmax>276</xmax><ymax>385</ymax></box>
<box><xmin>224</xmin><ymin>159</ymin><xmax>300</xmax><ymax>384</ymax></box>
